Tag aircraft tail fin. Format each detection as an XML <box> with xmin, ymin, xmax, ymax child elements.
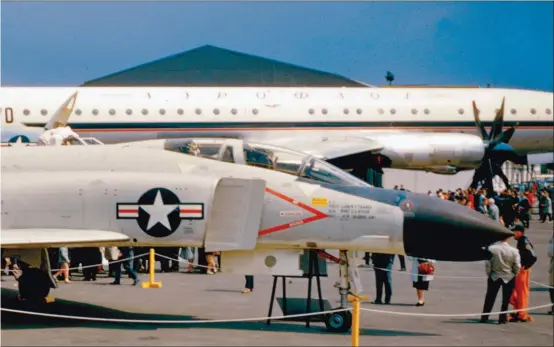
<box><xmin>44</xmin><ymin>91</ymin><xmax>79</xmax><ymax>130</ymax></box>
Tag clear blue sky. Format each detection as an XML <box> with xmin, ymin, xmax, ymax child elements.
<box><xmin>1</xmin><ymin>1</ymin><xmax>552</xmax><ymax>91</ymax></box>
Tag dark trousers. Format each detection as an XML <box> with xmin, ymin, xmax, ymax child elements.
<box><xmin>114</xmin><ymin>259</ymin><xmax>138</xmax><ymax>283</ymax></box>
<box><xmin>82</xmin><ymin>266</ymin><xmax>98</xmax><ymax>280</ymax></box>
<box><xmin>541</xmin><ymin>213</ymin><xmax>553</xmax><ymax>222</ymax></box>
<box><xmin>481</xmin><ymin>277</ymin><xmax>515</xmax><ymax>322</ymax></box>
<box><xmin>245</xmin><ymin>275</ymin><xmax>254</xmax><ymax>290</ymax></box>
<box><xmin>398</xmin><ymin>255</ymin><xmax>406</xmax><ymax>269</ymax></box>
<box><xmin>549</xmin><ymin>288</ymin><xmax>554</xmax><ymax>305</ymax></box>
<box><xmin>374</xmin><ymin>268</ymin><xmax>392</xmax><ymax>303</ymax></box>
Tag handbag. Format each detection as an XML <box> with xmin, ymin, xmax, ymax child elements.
<box><xmin>418</xmin><ymin>260</ymin><xmax>435</xmax><ymax>275</ymax></box>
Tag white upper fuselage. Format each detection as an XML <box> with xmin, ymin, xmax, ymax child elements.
<box><xmin>1</xmin><ymin>86</ymin><xmax>552</xmax><ymax>155</ymax></box>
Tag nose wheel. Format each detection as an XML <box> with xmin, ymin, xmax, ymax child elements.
<box><xmin>324</xmin><ymin>249</ymin><xmax>362</xmax><ymax>333</ymax></box>
<box><xmin>325</xmin><ymin>310</ymin><xmax>352</xmax><ymax>333</ymax></box>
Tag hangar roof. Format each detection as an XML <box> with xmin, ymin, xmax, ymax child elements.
<box><xmin>82</xmin><ymin>45</ymin><xmax>368</xmax><ymax>87</ymax></box>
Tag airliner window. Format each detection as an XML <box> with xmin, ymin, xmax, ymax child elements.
<box><xmin>252</xmin><ymin>108</ymin><xmax>259</xmax><ymax>115</ymax></box>
<box><xmin>377</xmin><ymin>108</ymin><xmax>384</xmax><ymax>115</ymax></box>
<box><xmin>390</xmin><ymin>109</ymin><xmax>396</xmax><ymax>115</ymax></box>
<box><xmin>511</xmin><ymin>108</ymin><xmax>517</xmax><ymax>115</ymax></box>
<box><xmin>92</xmin><ymin>109</ymin><xmax>99</xmax><ymax>116</ymax></box>
<box><xmin>231</xmin><ymin>108</ymin><xmax>237</xmax><ymax>115</ymax></box>
<box><xmin>23</xmin><ymin>109</ymin><xmax>30</xmax><ymax>116</ymax></box>
<box><xmin>301</xmin><ymin>158</ymin><xmax>369</xmax><ymax>187</ymax></box>
<box><xmin>546</xmin><ymin>108</ymin><xmax>552</xmax><ymax>115</ymax></box>
<box><xmin>109</xmin><ymin>109</ymin><xmax>116</xmax><ymax>115</ymax></box>
<box><xmin>458</xmin><ymin>108</ymin><xmax>464</xmax><ymax>115</ymax></box>
<box><xmin>75</xmin><ymin>109</ymin><xmax>82</xmax><ymax>116</ymax></box>
<box><xmin>141</xmin><ymin>109</ymin><xmax>148</xmax><ymax>115</ymax></box>
<box><xmin>195</xmin><ymin>109</ymin><xmax>202</xmax><ymax>115</ymax></box>
<box><xmin>308</xmin><ymin>108</ymin><xmax>315</xmax><ymax>115</ymax></box>
<box><xmin>177</xmin><ymin>108</ymin><xmax>184</xmax><ymax>115</ymax></box>
<box><xmin>126</xmin><ymin>109</ymin><xmax>132</xmax><ymax>115</ymax></box>
<box><xmin>159</xmin><ymin>109</ymin><xmax>166</xmax><ymax>115</ymax></box>
<box><xmin>41</xmin><ymin>109</ymin><xmax>48</xmax><ymax>116</ymax></box>
<box><xmin>213</xmin><ymin>108</ymin><xmax>220</xmax><ymax>115</ymax></box>
<box><xmin>424</xmin><ymin>108</ymin><xmax>430</xmax><ymax>115</ymax></box>
<box><xmin>412</xmin><ymin>109</ymin><xmax>418</xmax><ymax>115</ymax></box>
<box><xmin>356</xmin><ymin>108</ymin><xmax>362</xmax><ymax>115</ymax></box>
<box><xmin>343</xmin><ymin>108</ymin><xmax>349</xmax><ymax>115</ymax></box>
<box><xmin>322</xmin><ymin>108</ymin><xmax>328</xmax><ymax>115</ymax></box>
<box><xmin>530</xmin><ymin>108</ymin><xmax>536</xmax><ymax>115</ymax></box>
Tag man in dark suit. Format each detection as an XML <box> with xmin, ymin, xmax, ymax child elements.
<box><xmin>371</xmin><ymin>253</ymin><xmax>395</xmax><ymax>304</ymax></box>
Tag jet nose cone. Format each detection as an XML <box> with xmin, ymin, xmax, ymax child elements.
<box><xmin>402</xmin><ymin>194</ymin><xmax>513</xmax><ymax>261</ymax></box>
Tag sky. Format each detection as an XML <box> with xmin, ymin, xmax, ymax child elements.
<box><xmin>1</xmin><ymin>1</ymin><xmax>552</xmax><ymax>91</ymax></box>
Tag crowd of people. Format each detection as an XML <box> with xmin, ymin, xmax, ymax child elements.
<box><xmin>425</xmin><ymin>185</ymin><xmax>553</xmax><ymax>226</ymax></box>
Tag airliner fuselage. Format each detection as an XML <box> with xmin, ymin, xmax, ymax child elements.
<box><xmin>1</xmin><ymin>86</ymin><xmax>552</xmax><ymax>156</ymax></box>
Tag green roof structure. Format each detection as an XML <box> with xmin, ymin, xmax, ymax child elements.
<box><xmin>82</xmin><ymin>45</ymin><xmax>368</xmax><ymax>87</ymax></box>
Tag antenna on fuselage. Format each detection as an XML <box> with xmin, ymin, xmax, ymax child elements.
<box><xmin>385</xmin><ymin>71</ymin><xmax>395</xmax><ymax>86</ymax></box>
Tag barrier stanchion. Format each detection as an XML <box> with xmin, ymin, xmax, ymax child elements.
<box><xmin>347</xmin><ymin>293</ymin><xmax>369</xmax><ymax>347</ymax></box>
<box><xmin>141</xmin><ymin>248</ymin><xmax>162</xmax><ymax>289</ymax></box>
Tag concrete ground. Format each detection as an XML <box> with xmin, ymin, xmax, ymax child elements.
<box><xmin>1</xmin><ymin>221</ymin><xmax>553</xmax><ymax>346</ymax></box>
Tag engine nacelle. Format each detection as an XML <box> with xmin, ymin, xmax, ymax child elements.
<box><xmin>374</xmin><ymin>132</ymin><xmax>485</xmax><ymax>171</ymax></box>
<box><xmin>424</xmin><ymin>165</ymin><xmax>458</xmax><ymax>175</ymax></box>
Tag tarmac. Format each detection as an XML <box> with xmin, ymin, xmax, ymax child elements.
<box><xmin>1</xmin><ymin>221</ymin><xmax>553</xmax><ymax>346</ymax></box>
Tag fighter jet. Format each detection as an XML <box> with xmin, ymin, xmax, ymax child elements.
<box><xmin>2</xmin><ymin>142</ymin><xmax>512</xmax><ymax>332</ymax></box>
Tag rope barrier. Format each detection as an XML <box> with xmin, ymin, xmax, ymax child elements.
<box><xmin>0</xmin><ymin>306</ymin><xmax>351</xmax><ymax>324</ymax></box>
<box><xmin>359</xmin><ymin>303</ymin><xmax>554</xmax><ymax>318</ymax></box>
<box><xmin>3</xmin><ymin>253</ymin><xmax>150</xmax><ymax>273</ymax></box>
<box><xmin>155</xmin><ymin>253</ymin><xmax>216</xmax><ymax>270</ymax></box>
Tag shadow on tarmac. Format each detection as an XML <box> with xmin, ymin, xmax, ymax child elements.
<box><xmin>1</xmin><ymin>288</ymin><xmax>438</xmax><ymax>337</ymax></box>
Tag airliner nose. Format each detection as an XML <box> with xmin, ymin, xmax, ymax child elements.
<box><xmin>401</xmin><ymin>193</ymin><xmax>513</xmax><ymax>261</ymax></box>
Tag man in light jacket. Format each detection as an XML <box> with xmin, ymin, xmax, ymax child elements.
<box><xmin>481</xmin><ymin>235</ymin><xmax>521</xmax><ymax>324</ymax></box>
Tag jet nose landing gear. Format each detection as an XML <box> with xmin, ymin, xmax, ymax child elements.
<box><xmin>324</xmin><ymin>250</ymin><xmax>367</xmax><ymax>333</ymax></box>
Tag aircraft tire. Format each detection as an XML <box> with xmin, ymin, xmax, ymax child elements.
<box><xmin>18</xmin><ymin>267</ymin><xmax>51</xmax><ymax>301</ymax></box>
<box><xmin>324</xmin><ymin>310</ymin><xmax>352</xmax><ymax>333</ymax></box>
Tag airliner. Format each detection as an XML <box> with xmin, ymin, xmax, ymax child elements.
<box><xmin>1</xmin><ymin>86</ymin><xmax>553</xmax><ymax>187</ymax></box>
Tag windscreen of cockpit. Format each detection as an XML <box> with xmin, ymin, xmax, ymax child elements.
<box><xmin>244</xmin><ymin>144</ymin><xmax>370</xmax><ymax>187</ymax></box>
<box><xmin>301</xmin><ymin>157</ymin><xmax>370</xmax><ymax>187</ymax></box>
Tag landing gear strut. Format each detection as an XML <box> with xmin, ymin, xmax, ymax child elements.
<box><xmin>324</xmin><ymin>250</ymin><xmax>361</xmax><ymax>333</ymax></box>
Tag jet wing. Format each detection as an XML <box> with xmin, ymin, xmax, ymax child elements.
<box><xmin>269</xmin><ymin>136</ymin><xmax>384</xmax><ymax>161</ymax></box>
<box><xmin>1</xmin><ymin>228</ymin><xmax>130</xmax><ymax>248</ymax></box>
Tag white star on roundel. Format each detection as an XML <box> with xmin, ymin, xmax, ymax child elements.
<box><xmin>140</xmin><ymin>190</ymin><xmax>178</xmax><ymax>231</ymax></box>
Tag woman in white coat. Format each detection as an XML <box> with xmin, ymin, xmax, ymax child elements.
<box><xmin>410</xmin><ymin>256</ymin><xmax>436</xmax><ymax>306</ymax></box>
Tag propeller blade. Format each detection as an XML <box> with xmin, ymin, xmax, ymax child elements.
<box><xmin>490</xmin><ymin>97</ymin><xmax>506</xmax><ymax>140</ymax></box>
<box><xmin>499</xmin><ymin>123</ymin><xmax>518</xmax><ymax>144</ymax></box>
<box><xmin>472</xmin><ymin>101</ymin><xmax>488</xmax><ymax>140</ymax></box>
<box><xmin>492</xmin><ymin>162</ymin><xmax>511</xmax><ymax>191</ymax></box>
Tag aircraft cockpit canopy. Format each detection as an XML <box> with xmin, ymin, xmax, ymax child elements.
<box><xmin>163</xmin><ymin>138</ymin><xmax>370</xmax><ymax>187</ymax></box>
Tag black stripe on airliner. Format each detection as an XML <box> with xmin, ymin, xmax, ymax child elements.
<box><xmin>22</xmin><ymin>121</ymin><xmax>554</xmax><ymax>129</ymax></box>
